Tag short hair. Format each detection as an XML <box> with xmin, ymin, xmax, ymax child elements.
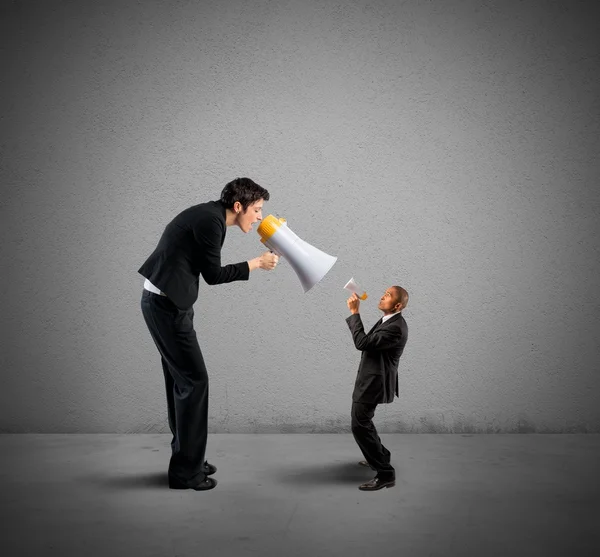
<box><xmin>391</xmin><ymin>286</ymin><xmax>409</xmax><ymax>308</ymax></box>
<box><xmin>220</xmin><ymin>177</ymin><xmax>270</xmax><ymax>211</ymax></box>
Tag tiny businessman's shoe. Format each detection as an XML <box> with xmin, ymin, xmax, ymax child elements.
<box><xmin>358</xmin><ymin>477</ymin><xmax>396</xmax><ymax>491</ymax></box>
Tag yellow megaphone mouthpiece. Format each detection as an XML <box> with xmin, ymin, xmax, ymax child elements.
<box><xmin>256</xmin><ymin>214</ymin><xmax>287</xmax><ymax>244</ymax></box>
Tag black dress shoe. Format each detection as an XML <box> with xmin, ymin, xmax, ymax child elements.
<box><xmin>169</xmin><ymin>477</ymin><xmax>218</xmax><ymax>491</ymax></box>
<box><xmin>204</xmin><ymin>461</ymin><xmax>217</xmax><ymax>476</ymax></box>
<box><xmin>358</xmin><ymin>476</ymin><xmax>395</xmax><ymax>491</ymax></box>
<box><xmin>358</xmin><ymin>460</ymin><xmax>375</xmax><ymax>470</ymax></box>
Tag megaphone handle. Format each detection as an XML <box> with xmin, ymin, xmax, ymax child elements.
<box><xmin>264</xmin><ymin>240</ymin><xmax>282</xmax><ymax>257</ymax></box>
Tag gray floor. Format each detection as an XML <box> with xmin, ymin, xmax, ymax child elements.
<box><xmin>1</xmin><ymin>434</ymin><xmax>599</xmax><ymax>557</ymax></box>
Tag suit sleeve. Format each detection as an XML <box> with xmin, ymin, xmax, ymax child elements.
<box><xmin>192</xmin><ymin>214</ymin><xmax>250</xmax><ymax>285</ymax></box>
<box><xmin>346</xmin><ymin>314</ymin><xmax>404</xmax><ymax>351</ymax></box>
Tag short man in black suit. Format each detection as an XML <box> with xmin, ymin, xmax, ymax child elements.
<box><xmin>139</xmin><ymin>177</ymin><xmax>279</xmax><ymax>491</ymax></box>
<box><xmin>346</xmin><ymin>286</ymin><xmax>409</xmax><ymax>491</ymax></box>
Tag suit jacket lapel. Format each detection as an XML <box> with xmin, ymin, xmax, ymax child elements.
<box><xmin>371</xmin><ymin>313</ymin><xmax>402</xmax><ymax>333</ymax></box>
<box><xmin>368</xmin><ymin>317</ymin><xmax>383</xmax><ymax>334</ymax></box>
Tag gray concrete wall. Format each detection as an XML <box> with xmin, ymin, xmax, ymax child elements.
<box><xmin>2</xmin><ymin>0</ymin><xmax>599</xmax><ymax>433</ymax></box>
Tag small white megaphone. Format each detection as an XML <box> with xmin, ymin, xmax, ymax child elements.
<box><xmin>344</xmin><ymin>277</ymin><xmax>368</xmax><ymax>300</ymax></box>
<box><xmin>257</xmin><ymin>215</ymin><xmax>337</xmax><ymax>293</ymax></box>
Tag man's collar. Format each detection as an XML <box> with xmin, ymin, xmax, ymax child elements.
<box><xmin>381</xmin><ymin>311</ymin><xmax>401</xmax><ymax>324</ymax></box>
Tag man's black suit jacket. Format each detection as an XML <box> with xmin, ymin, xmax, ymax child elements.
<box><xmin>346</xmin><ymin>312</ymin><xmax>408</xmax><ymax>404</ymax></box>
<box><xmin>138</xmin><ymin>200</ymin><xmax>249</xmax><ymax>309</ymax></box>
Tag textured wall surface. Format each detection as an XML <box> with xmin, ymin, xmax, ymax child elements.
<box><xmin>1</xmin><ymin>0</ymin><xmax>599</xmax><ymax>433</ymax></box>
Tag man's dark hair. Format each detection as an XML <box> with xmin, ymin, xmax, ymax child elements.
<box><xmin>392</xmin><ymin>286</ymin><xmax>409</xmax><ymax>309</ymax></box>
<box><xmin>220</xmin><ymin>177</ymin><xmax>270</xmax><ymax>211</ymax></box>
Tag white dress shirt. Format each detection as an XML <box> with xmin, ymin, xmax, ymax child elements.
<box><xmin>144</xmin><ymin>278</ymin><xmax>166</xmax><ymax>296</ymax></box>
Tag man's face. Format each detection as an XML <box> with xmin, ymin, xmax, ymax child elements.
<box><xmin>378</xmin><ymin>287</ymin><xmax>401</xmax><ymax>314</ymax></box>
<box><xmin>237</xmin><ymin>199</ymin><xmax>264</xmax><ymax>233</ymax></box>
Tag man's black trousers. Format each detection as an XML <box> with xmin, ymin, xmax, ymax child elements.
<box><xmin>141</xmin><ymin>290</ymin><xmax>209</xmax><ymax>485</ymax></box>
<box><xmin>351</xmin><ymin>401</ymin><xmax>396</xmax><ymax>480</ymax></box>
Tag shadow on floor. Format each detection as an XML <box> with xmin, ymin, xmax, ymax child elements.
<box><xmin>83</xmin><ymin>461</ymin><xmax>372</xmax><ymax>490</ymax></box>
<box><xmin>85</xmin><ymin>471</ymin><xmax>169</xmax><ymax>490</ymax></box>
<box><xmin>275</xmin><ymin>461</ymin><xmax>373</xmax><ymax>486</ymax></box>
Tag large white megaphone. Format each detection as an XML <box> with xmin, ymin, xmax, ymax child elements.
<box><xmin>344</xmin><ymin>277</ymin><xmax>368</xmax><ymax>300</ymax></box>
<box><xmin>257</xmin><ymin>214</ymin><xmax>337</xmax><ymax>293</ymax></box>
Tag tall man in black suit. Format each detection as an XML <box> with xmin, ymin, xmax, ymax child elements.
<box><xmin>346</xmin><ymin>285</ymin><xmax>409</xmax><ymax>491</ymax></box>
<box><xmin>139</xmin><ymin>177</ymin><xmax>279</xmax><ymax>491</ymax></box>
